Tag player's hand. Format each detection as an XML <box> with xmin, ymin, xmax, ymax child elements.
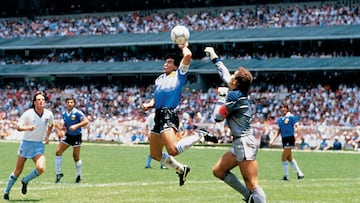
<box><xmin>44</xmin><ymin>136</ymin><xmax>49</xmax><ymax>144</ymax></box>
<box><xmin>27</xmin><ymin>125</ymin><xmax>36</xmax><ymax>131</ymax></box>
<box><xmin>217</xmin><ymin>87</ymin><xmax>229</xmax><ymax>103</ymax></box>
<box><xmin>142</xmin><ymin>103</ymin><xmax>149</xmax><ymax>112</ymax></box>
<box><xmin>178</xmin><ymin>41</ymin><xmax>188</xmax><ymax>49</ymax></box>
<box><xmin>269</xmin><ymin>140</ymin><xmax>274</xmax><ymax>148</ymax></box>
<box><xmin>204</xmin><ymin>47</ymin><xmax>218</xmax><ymax>60</ymax></box>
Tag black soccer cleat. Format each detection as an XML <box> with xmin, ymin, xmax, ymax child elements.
<box><xmin>197</xmin><ymin>128</ymin><xmax>218</xmax><ymax>143</ymax></box>
<box><xmin>75</xmin><ymin>175</ymin><xmax>81</xmax><ymax>183</ymax></box>
<box><xmin>21</xmin><ymin>181</ymin><xmax>27</xmax><ymax>195</ymax></box>
<box><xmin>297</xmin><ymin>173</ymin><xmax>304</xmax><ymax>180</ymax></box>
<box><xmin>55</xmin><ymin>173</ymin><xmax>64</xmax><ymax>183</ymax></box>
<box><xmin>177</xmin><ymin>166</ymin><xmax>190</xmax><ymax>186</ymax></box>
<box><xmin>283</xmin><ymin>176</ymin><xmax>289</xmax><ymax>181</ymax></box>
<box><xmin>3</xmin><ymin>193</ymin><xmax>9</xmax><ymax>200</ymax></box>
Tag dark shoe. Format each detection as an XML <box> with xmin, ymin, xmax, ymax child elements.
<box><xmin>21</xmin><ymin>181</ymin><xmax>27</xmax><ymax>195</ymax></box>
<box><xmin>55</xmin><ymin>173</ymin><xmax>64</xmax><ymax>183</ymax></box>
<box><xmin>197</xmin><ymin>128</ymin><xmax>218</xmax><ymax>143</ymax></box>
<box><xmin>177</xmin><ymin>166</ymin><xmax>190</xmax><ymax>186</ymax></box>
<box><xmin>297</xmin><ymin>173</ymin><xmax>304</xmax><ymax>180</ymax></box>
<box><xmin>160</xmin><ymin>165</ymin><xmax>168</xmax><ymax>169</ymax></box>
<box><xmin>75</xmin><ymin>175</ymin><xmax>81</xmax><ymax>183</ymax></box>
<box><xmin>3</xmin><ymin>193</ymin><xmax>9</xmax><ymax>200</ymax></box>
<box><xmin>283</xmin><ymin>176</ymin><xmax>289</xmax><ymax>181</ymax></box>
<box><xmin>145</xmin><ymin>166</ymin><xmax>152</xmax><ymax>169</ymax></box>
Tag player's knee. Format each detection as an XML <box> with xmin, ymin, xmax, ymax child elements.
<box><xmin>55</xmin><ymin>149</ymin><xmax>63</xmax><ymax>156</ymax></box>
<box><xmin>36</xmin><ymin>166</ymin><xmax>46</xmax><ymax>174</ymax></box>
<box><xmin>212</xmin><ymin>168</ymin><xmax>223</xmax><ymax>179</ymax></box>
<box><xmin>167</xmin><ymin>148</ymin><xmax>179</xmax><ymax>156</ymax></box>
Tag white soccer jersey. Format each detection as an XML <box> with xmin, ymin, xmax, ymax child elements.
<box><xmin>19</xmin><ymin>108</ymin><xmax>54</xmax><ymax>141</ymax></box>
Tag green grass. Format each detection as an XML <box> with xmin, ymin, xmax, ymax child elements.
<box><xmin>0</xmin><ymin>141</ymin><xmax>360</xmax><ymax>202</ymax></box>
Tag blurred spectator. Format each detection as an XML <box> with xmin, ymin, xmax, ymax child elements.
<box><xmin>332</xmin><ymin>136</ymin><xmax>343</xmax><ymax>150</ymax></box>
<box><xmin>299</xmin><ymin>137</ymin><xmax>311</xmax><ymax>151</ymax></box>
<box><xmin>314</xmin><ymin>137</ymin><xmax>331</xmax><ymax>151</ymax></box>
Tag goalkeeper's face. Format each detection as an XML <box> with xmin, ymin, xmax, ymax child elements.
<box><xmin>163</xmin><ymin>58</ymin><xmax>177</xmax><ymax>74</ymax></box>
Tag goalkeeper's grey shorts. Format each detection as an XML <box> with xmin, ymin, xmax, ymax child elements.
<box><xmin>230</xmin><ymin>135</ymin><xmax>259</xmax><ymax>161</ymax></box>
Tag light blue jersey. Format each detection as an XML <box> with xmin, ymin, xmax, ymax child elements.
<box><xmin>154</xmin><ymin>67</ymin><xmax>188</xmax><ymax>109</ymax></box>
<box><xmin>62</xmin><ymin>108</ymin><xmax>85</xmax><ymax>136</ymax></box>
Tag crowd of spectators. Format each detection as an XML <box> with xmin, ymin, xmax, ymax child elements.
<box><xmin>0</xmin><ymin>2</ymin><xmax>359</xmax><ymax>39</ymax></box>
<box><xmin>0</xmin><ymin>78</ymin><xmax>358</xmax><ymax>149</ymax></box>
<box><xmin>1</xmin><ymin>1</ymin><xmax>359</xmax><ymax>65</ymax></box>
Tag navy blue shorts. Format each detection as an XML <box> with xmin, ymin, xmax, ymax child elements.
<box><xmin>282</xmin><ymin>136</ymin><xmax>295</xmax><ymax>148</ymax></box>
<box><xmin>152</xmin><ymin>108</ymin><xmax>179</xmax><ymax>134</ymax></box>
<box><xmin>62</xmin><ymin>133</ymin><xmax>82</xmax><ymax>147</ymax></box>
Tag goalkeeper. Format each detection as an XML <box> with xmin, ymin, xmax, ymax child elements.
<box><xmin>204</xmin><ymin>47</ymin><xmax>266</xmax><ymax>203</ymax></box>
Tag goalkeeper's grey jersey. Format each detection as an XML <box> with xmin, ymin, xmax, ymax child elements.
<box><xmin>213</xmin><ymin>60</ymin><xmax>253</xmax><ymax>138</ymax></box>
<box><xmin>225</xmin><ymin>90</ymin><xmax>253</xmax><ymax>138</ymax></box>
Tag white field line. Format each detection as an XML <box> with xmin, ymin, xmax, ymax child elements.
<box><xmin>1</xmin><ymin>177</ymin><xmax>359</xmax><ymax>191</ymax></box>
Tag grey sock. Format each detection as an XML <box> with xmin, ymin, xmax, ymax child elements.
<box><xmin>251</xmin><ymin>186</ymin><xmax>266</xmax><ymax>203</ymax></box>
<box><xmin>223</xmin><ymin>172</ymin><xmax>250</xmax><ymax>198</ymax></box>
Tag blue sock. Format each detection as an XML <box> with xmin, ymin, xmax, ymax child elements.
<box><xmin>22</xmin><ymin>169</ymin><xmax>40</xmax><ymax>183</ymax></box>
<box><xmin>4</xmin><ymin>173</ymin><xmax>17</xmax><ymax>194</ymax></box>
<box><xmin>145</xmin><ymin>154</ymin><xmax>152</xmax><ymax>167</ymax></box>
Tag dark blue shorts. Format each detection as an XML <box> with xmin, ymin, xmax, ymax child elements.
<box><xmin>282</xmin><ymin>136</ymin><xmax>295</xmax><ymax>148</ymax></box>
<box><xmin>152</xmin><ymin>108</ymin><xmax>179</xmax><ymax>134</ymax></box>
<box><xmin>62</xmin><ymin>133</ymin><xmax>82</xmax><ymax>147</ymax></box>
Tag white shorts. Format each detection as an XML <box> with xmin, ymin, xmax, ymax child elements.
<box><xmin>18</xmin><ymin>140</ymin><xmax>44</xmax><ymax>159</ymax></box>
<box><xmin>230</xmin><ymin>135</ymin><xmax>258</xmax><ymax>161</ymax></box>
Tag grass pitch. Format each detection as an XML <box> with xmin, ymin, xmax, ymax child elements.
<box><xmin>0</xmin><ymin>141</ymin><xmax>359</xmax><ymax>203</ymax></box>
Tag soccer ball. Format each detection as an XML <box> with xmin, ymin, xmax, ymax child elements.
<box><xmin>170</xmin><ymin>25</ymin><xmax>190</xmax><ymax>45</ymax></box>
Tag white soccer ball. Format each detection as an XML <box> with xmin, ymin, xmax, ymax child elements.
<box><xmin>170</xmin><ymin>25</ymin><xmax>190</xmax><ymax>45</ymax></box>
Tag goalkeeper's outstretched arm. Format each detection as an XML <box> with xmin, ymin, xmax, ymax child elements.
<box><xmin>204</xmin><ymin>47</ymin><xmax>231</xmax><ymax>86</ymax></box>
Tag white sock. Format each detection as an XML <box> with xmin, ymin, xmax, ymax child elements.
<box><xmin>160</xmin><ymin>152</ymin><xmax>184</xmax><ymax>173</ymax></box>
<box><xmin>56</xmin><ymin>156</ymin><xmax>63</xmax><ymax>174</ymax></box>
<box><xmin>176</xmin><ymin>134</ymin><xmax>200</xmax><ymax>153</ymax></box>
<box><xmin>291</xmin><ymin>159</ymin><xmax>303</xmax><ymax>176</ymax></box>
<box><xmin>75</xmin><ymin>160</ymin><xmax>82</xmax><ymax>176</ymax></box>
<box><xmin>282</xmin><ymin>161</ymin><xmax>289</xmax><ymax>177</ymax></box>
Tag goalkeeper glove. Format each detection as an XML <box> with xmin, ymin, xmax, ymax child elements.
<box><xmin>204</xmin><ymin>47</ymin><xmax>219</xmax><ymax>60</ymax></box>
<box><xmin>216</xmin><ymin>87</ymin><xmax>229</xmax><ymax>103</ymax></box>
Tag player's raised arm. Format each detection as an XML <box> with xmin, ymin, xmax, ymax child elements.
<box><xmin>179</xmin><ymin>42</ymin><xmax>192</xmax><ymax>74</ymax></box>
<box><xmin>204</xmin><ymin>47</ymin><xmax>231</xmax><ymax>85</ymax></box>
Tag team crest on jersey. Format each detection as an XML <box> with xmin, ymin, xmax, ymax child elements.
<box><xmin>71</xmin><ymin>114</ymin><xmax>76</xmax><ymax>120</ymax></box>
<box><xmin>284</xmin><ymin>118</ymin><xmax>289</xmax><ymax>124</ymax></box>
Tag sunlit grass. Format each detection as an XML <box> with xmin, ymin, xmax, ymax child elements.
<box><xmin>0</xmin><ymin>141</ymin><xmax>359</xmax><ymax>202</ymax></box>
